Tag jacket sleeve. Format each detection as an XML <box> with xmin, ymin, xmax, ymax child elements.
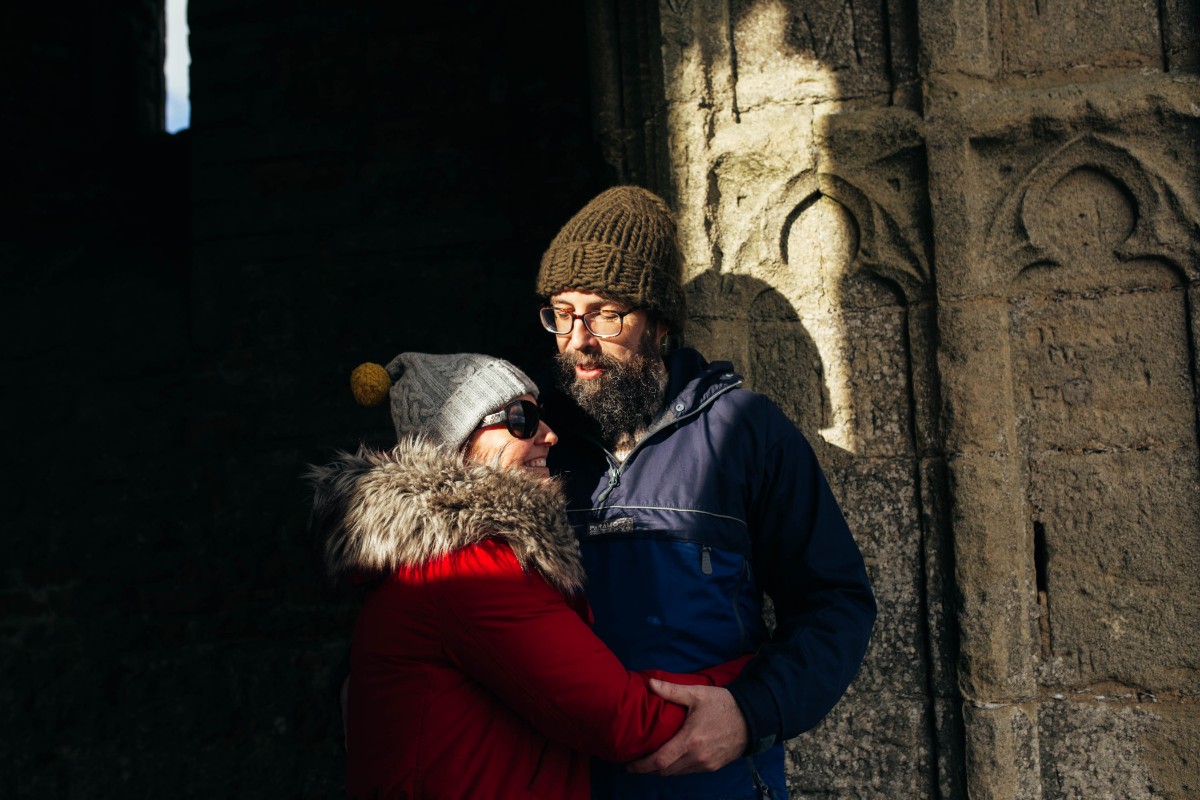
<box><xmin>432</xmin><ymin>540</ymin><xmax>746</xmax><ymax>763</ymax></box>
<box><xmin>640</xmin><ymin>655</ymin><xmax>753</xmax><ymax>688</ymax></box>
<box><xmin>726</xmin><ymin>398</ymin><xmax>877</xmax><ymax>754</ymax></box>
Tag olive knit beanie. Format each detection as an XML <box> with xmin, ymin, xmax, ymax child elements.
<box><xmin>348</xmin><ymin>353</ymin><xmax>539</xmax><ymax>450</ymax></box>
<box><xmin>536</xmin><ymin>185</ymin><xmax>686</xmax><ymax>332</ymax></box>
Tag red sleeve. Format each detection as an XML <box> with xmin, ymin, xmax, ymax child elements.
<box><xmin>641</xmin><ymin>655</ymin><xmax>753</xmax><ymax>687</ymax></box>
<box><xmin>428</xmin><ymin>540</ymin><xmax>742</xmax><ymax>763</ymax></box>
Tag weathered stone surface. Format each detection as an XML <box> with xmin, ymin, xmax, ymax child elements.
<box><xmin>1008</xmin><ymin>258</ymin><xmax>1200</xmax><ymax>693</ymax></box>
<box><xmin>1031</xmin><ymin>448</ymin><xmax>1200</xmax><ymax>688</ymax></box>
<box><xmin>963</xmin><ymin>702</ymin><xmax>1043</xmax><ymax>800</ymax></box>
<box><xmin>788</xmin><ymin>691</ymin><xmax>936</xmax><ymax>798</ymax></box>
<box><xmin>938</xmin><ymin>298</ymin><xmax>1019</xmax><ymax>454</ymax></box>
<box><xmin>918</xmin><ymin>456</ymin><xmax>958</xmax><ymax>699</ymax></box>
<box><xmin>997</xmin><ymin>0</ymin><xmax>1162</xmax><ymax>78</ymax></box>
<box><xmin>1039</xmin><ymin>697</ymin><xmax>1200</xmax><ymax>800</ymax></box>
<box><xmin>947</xmin><ymin>451</ymin><xmax>1039</xmax><ymax>700</ymax></box>
<box><xmin>827</xmin><ymin>456</ymin><xmax>926</xmax><ymax>690</ymax></box>
<box><xmin>729</xmin><ymin>0</ymin><xmax>894</xmax><ymax>108</ymax></box>
<box><xmin>397</xmin><ymin>3</ymin><xmax>1196</xmax><ymax>798</ymax></box>
<box><xmin>1010</xmin><ymin>279</ymin><xmax>1194</xmax><ymax>453</ymax></box>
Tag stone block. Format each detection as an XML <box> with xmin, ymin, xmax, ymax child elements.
<box><xmin>787</xmin><ymin>691</ymin><xmax>935</xmax><ymax>798</ymax></box>
<box><xmin>827</xmin><ymin>456</ymin><xmax>927</xmax><ymax>694</ymax></box>
<box><xmin>996</xmin><ymin>0</ymin><xmax>1161</xmax><ymax>78</ymax></box>
<box><xmin>1039</xmin><ymin>696</ymin><xmax>1200</xmax><ymax>800</ymax></box>
<box><xmin>1030</xmin><ymin>447</ymin><xmax>1200</xmax><ymax>690</ymax></box>
<box><xmin>729</xmin><ymin>0</ymin><xmax>894</xmax><ymax>109</ymax></box>
<box><xmin>1009</xmin><ymin>270</ymin><xmax>1195</xmax><ymax>453</ymax></box>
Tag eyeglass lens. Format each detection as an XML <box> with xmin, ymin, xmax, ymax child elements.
<box><xmin>540</xmin><ymin>307</ymin><xmax>623</xmax><ymax>337</ymax></box>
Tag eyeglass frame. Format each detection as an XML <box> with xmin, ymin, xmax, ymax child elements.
<box><xmin>538</xmin><ymin>305</ymin><xmax>637</xmax><ymax>339</ymax></box>
<box><xmin>476</xmin><ymin>398</ymin><xmax>542</xmax><ymax>440</ymax></box>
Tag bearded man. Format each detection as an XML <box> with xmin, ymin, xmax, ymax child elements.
<box><xmin>534</xmin><ymin>186</ymin><xmax>877</xmax><ymax>800</ymax></box>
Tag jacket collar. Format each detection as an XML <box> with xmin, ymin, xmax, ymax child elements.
<box><xmin>306</xmin><ymin>437</ymin><xmax>585</xmax><ymax>595</ymax></box>
<box><xmin>660</xmin><ymin>348</ymin><xmax>742</xmax><ymax>421</ymax></box>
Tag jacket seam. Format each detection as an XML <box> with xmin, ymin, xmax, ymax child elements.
<box><xmin>566</xmin><ymin>505</ymin><xmax>748</xmax><ymax>526</ymax></box>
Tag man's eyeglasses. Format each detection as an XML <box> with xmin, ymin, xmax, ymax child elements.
<box><xmin>539</xmin><ymin>306</ymin><xmax>633</xmax><ymax>338</ymax></box>
<box><xmin>477</xmin><ymin>398</ymin><xmax>542</xmax><ymax>440</ymax></box>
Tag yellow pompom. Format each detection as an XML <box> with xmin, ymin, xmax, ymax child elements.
<box><xmin>350</xmin><ymin>362</ymin><xmax>392</xmax><ymax>407</ymax></box>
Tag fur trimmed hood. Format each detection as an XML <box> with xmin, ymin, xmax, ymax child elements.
<box><xmin>306</xmin><ymin>437</ymin><xmax>585</xmax><ymax>595</ymax></box>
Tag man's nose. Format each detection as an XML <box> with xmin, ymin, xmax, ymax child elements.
<box><xmin>565</xmin><ymin>317</ymin><xmax>598</xmax><ymax>351</ymax></box>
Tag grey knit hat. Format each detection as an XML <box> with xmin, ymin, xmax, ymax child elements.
<box><xmin>349</xmin><ymin>353</ymin><xmax>539</xmax><ymax>450</ymax></box>
<box><xmin>536</xmin><ymin>185</ymin><xmax>686</xmax><ymax>332</ymax></box>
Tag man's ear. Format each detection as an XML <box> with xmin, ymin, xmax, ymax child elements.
<box><xmin>656</xmin><ymin>319</ymin><xmax>676</xmax><ymax>358</ymax></box>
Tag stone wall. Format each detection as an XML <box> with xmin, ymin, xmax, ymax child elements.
<box><xmin>591</xmin><ymin>0</ymin><xmax>1198</xmax><ymax>797</ymax></box>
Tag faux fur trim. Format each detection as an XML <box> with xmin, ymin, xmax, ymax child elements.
<box><xmin>305</xmin><ymin>437</ymin><xmax>585</xmax><ymax>595</ymax></box>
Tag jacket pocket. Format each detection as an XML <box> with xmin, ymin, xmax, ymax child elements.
<box><xmin>581</xmin><ymin>535</ymin><xmax>765</xmax><ymax>671</ymax></box>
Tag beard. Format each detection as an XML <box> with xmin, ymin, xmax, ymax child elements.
<box><xmin>555</xmin><ymin>336</ymin><xmax>667</xmax><ymax>450</ymax></box>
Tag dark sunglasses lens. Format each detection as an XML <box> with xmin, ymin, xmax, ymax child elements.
<box><xmin>505</xmin><ymin>400</ymin><xmax>539</xmax><ymax>440</ymax></box>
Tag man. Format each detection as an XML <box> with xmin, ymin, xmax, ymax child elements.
<box><xmin>534</xmin><ymin>185</ymin><xmax>877</xmax><ymax>799</ymax></box>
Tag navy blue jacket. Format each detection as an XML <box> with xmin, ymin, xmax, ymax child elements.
<box><xmin>542</xmin><ymin>348</ymin><xmax>877</xmax><ymax>800</ymax></box>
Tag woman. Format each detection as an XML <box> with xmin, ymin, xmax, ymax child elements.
<box><xmin>307</xmin><ymin>352</ymin><xmax>746</xmax><ymax>799</ymax></box>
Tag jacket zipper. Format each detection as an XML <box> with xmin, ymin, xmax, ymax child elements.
<box><xmin>748</xmin><ymin>756</ymin><xmax>773</xmax><ymax>798</ymax></box>
<box><xmin>591</xmin><ymin>379</ymin><xmax>742</xmax><ymax>507</ymax></box>
<box><xmin>596</xmin><ymin>467</ymin><xmax>621</xmax><ymax>504</ymax></box>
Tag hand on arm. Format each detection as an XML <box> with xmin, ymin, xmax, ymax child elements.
<box><xmin>625</xmin><ymin>681</ymin><xmax>749</xmax><ymax>776</ymax></box>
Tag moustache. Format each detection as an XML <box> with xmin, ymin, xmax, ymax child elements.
<box><xmin>556</xmin><ymin>350</ymin><xmax>623</xmax><ymax>371</ymax></box>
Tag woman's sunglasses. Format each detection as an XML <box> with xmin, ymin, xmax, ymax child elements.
<box><xmin>476</xmin><ymin>398</ymin><xmax>541</xmax><ymax>440</ymax></box>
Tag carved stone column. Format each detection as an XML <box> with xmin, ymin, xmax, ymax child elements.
<box><xmin>920</xmin><ymin>2</ymin><xmax>1200</xmax><ymax>799</ymax></box>
<box><xmin>586</xmin><ymin>0</ymin><xmax>1198</xmax><ymax>797</ymax></box>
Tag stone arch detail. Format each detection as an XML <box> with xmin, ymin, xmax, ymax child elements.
<box><xmin>985</xmin><ymin>135</ymin><xmax>1200</xmax><ymax>284</ymax></box>
<box><xmin>760</xmin><ymin>172</ymin><xmax>931</xmax><ymax>304</ymax></box>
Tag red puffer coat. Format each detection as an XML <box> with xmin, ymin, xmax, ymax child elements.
<box><xmin>308</xmin><ymin>439</ymin><xmax>747</xmax><ymax>799</ymax></box>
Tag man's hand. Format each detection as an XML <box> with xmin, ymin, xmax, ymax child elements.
<box><xmin>627</xmin><ymin>680</ymin><xmax>749</xmax><ymax>776</ymax></box>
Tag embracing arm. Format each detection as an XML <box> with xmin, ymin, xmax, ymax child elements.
<box><xmin>434</xmin><ymin>540</ymin><xmax>748</xmax><ymax>763</ymax></box>
<box><xmin>728</xmin><ymin>404</ymin><xmax>877</xmax><ymax>753</ymax></box>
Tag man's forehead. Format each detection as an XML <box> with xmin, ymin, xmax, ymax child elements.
<box><xmin>549</xmin><ymin>290</ymin><xmax>629</xmax><ymax>309</ymax></box>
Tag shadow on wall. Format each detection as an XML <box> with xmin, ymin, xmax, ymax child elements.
<box><xmin>683</xmin><ymin>269</ymin><xmax>836</xmax><ymax>463</ymax></box>
<box><xmin>684</xmin><ymin>206</ymin><xmax>955</xmax><ymax>798</ymax></box>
